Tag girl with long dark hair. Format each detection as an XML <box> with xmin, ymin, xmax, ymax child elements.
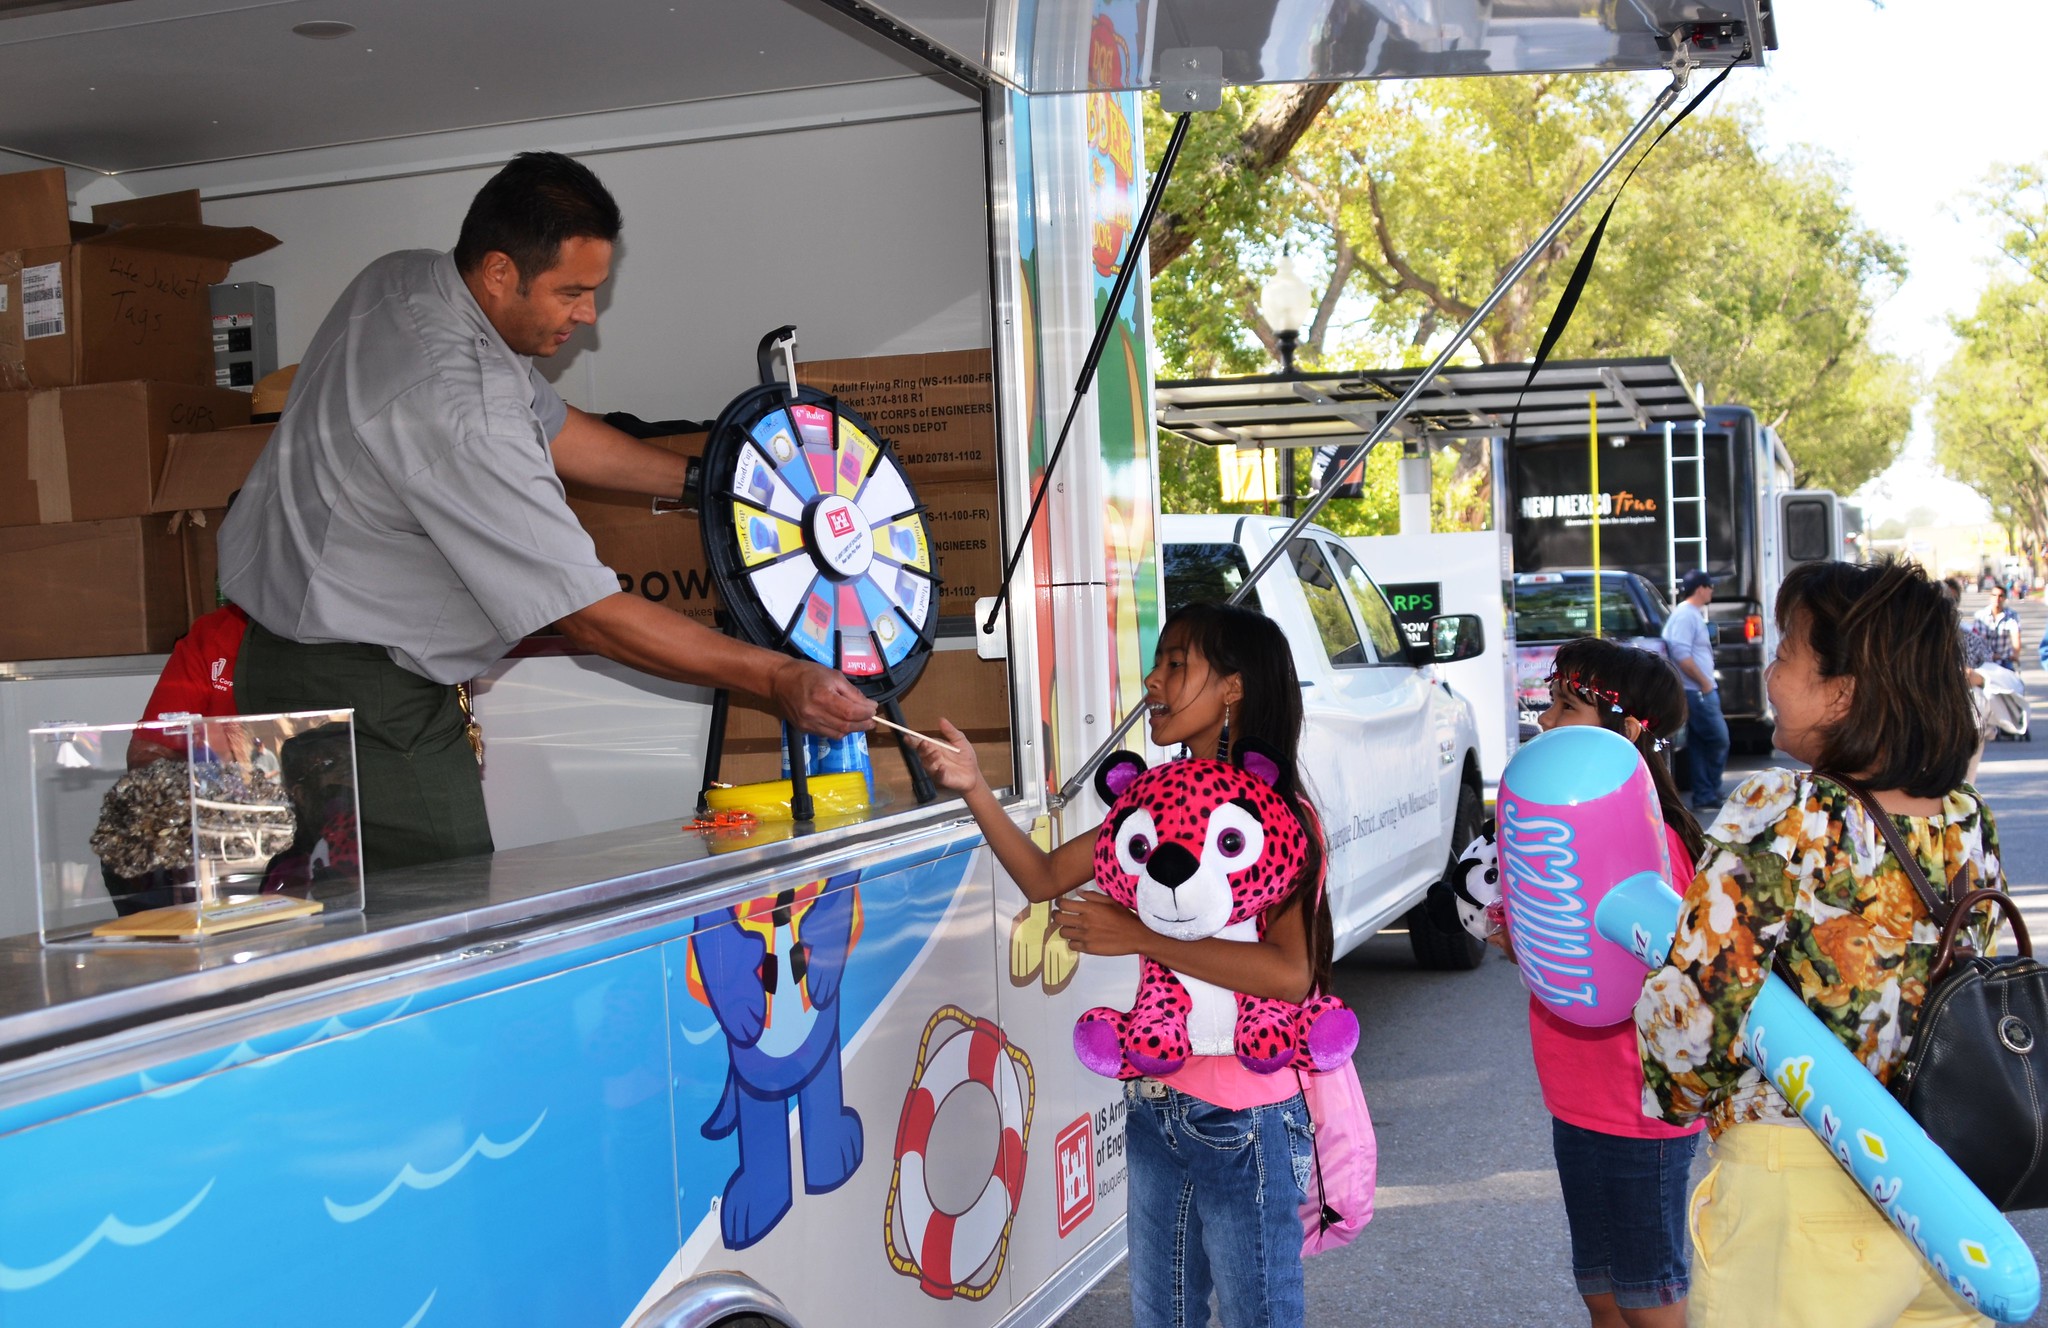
<box><xmin>916</xmin><ymin>600</ymin><xmax>1333</xmax><ymax>1328</ymax></box>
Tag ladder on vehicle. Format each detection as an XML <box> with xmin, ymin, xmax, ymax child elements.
<box><xmin>1663</xmin><ymin>419</ymin><xmax>1708</xmax><ymax>600</ymax></box>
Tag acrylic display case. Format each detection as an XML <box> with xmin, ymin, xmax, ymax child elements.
<box><xmin>29</xmin><ymin>710</ymin><xmax>362</xmax><ymax>945</ymax></box>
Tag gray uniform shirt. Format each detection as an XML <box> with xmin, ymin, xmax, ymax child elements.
<box><xmin>1661</xmin><ymin>599</ymin><xmax>1715</xmax><ymax>691</ymax></box>
<box><xmin>219</xmin><ymin>251</ymin><xmax>619</xmax><ymax>684</ymax></box>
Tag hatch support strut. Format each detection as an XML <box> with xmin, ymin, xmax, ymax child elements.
<box><xmin>1056</xmin><ymin>49</ymin><xmax>1698</xmax><ymax>805</ymax></box>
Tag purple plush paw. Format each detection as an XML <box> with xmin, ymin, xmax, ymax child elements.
<box><xmin>1304</xmin><ymin>1005</ymin><xmax>1359</xmax><ymax>1071</ymax></box>
<box><xmin>1073</xmin><ymin>1012</ymin><xmax>1127</xmax><ymax>1079</ymax></box>
<box><xmin>1126</xmin><ymin>1045</ymin><xmax>1187</xmax><ymax>1077</ymax></box>
<box><xmin>1234</xmin><ymin>1046</ymin><xmax>1296</xmax><ymax>1075</ymax></box>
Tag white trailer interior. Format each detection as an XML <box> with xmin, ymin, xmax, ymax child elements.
<box><xmin>0</xmin><ymin>0</ymin><xmax>1004</xmax><ymax>933</ymax></box>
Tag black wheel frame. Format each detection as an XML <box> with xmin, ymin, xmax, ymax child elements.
<box><xmin>698</xmin><ymin>380</ymin><xmax>938</xmax><ymax>705</ymax></box>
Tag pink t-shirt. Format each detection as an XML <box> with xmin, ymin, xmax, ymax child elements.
<box><xmin>1170</xmin><ymin>1053</ymin><xmax>1305</xmax><ymax>1110</ymax></box>
<box><xmin>1527</xmin><ymin>823</ymin><xmax>1704</xmax><ymax>1139</ymax></box>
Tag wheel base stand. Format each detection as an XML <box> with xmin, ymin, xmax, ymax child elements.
<box><xmin>886</xmin><ymin>698</ymin><xmax>936</xmax><ymax>805</ymax></box>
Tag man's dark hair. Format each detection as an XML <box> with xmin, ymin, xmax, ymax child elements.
<box><xmin>1776</xmin><ymin>558</ymin><xmax>1973</xmax><ymax>798</ymax></box>
<box><xmin>453</xmin><ymin>151</ymin><xmax>621</xmax><ymax>286</ymax></box>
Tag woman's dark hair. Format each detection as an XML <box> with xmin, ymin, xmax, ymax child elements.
<box><xmin>453</xmin><ymin>151</ymin><xmax>622</xmax><ymax>286</ymax></box>
<box><xmin>1158</xmin><ymin>601</ymin><xmax>1333</xmax><ymax>991</ymax></box>
<box><xmin>1550</xmin><ymin>637</ymin><xmax>1705</xmax><ymax>862</ymax></box>
<box><xmin>1776</xmin><ymin>558</ymin><xmax>1974</xmax><ymax>798</ymax></box>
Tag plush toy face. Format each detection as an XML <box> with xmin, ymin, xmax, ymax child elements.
<box><xmin>1091</xmin><ymin>751</ymin><xmax>1308</xmax><ymax>942</ymax></box>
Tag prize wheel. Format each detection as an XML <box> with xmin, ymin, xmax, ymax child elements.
<box><xmin>699</xmin><ymin>379</ymin><xmax>938</xmax><ymax>704</ymax></box>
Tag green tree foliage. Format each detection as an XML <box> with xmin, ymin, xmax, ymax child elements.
<box><xmin>1933</xmin><ymin>164</ymin><xmax>2048</xmax><ymax>557</ymax></box>
<box><xmin>1144</xmin><ymin>76</ymin><xmax>1915</xmax><ymax>527</ymax></box>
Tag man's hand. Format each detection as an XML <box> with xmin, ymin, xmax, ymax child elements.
<box><xmin>769</xmin><ymin>657</ymin><xmax>875</xmax><ymax>738</ymax></box>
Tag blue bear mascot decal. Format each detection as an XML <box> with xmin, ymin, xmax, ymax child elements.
<box><xmin>688</xmin><ymin>870</ymin><xmax>865</xmax><ymax>1249</ymax></box>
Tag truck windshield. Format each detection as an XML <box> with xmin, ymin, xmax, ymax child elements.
<box><xmin>1163</xmin><ymin>543</ymin><xmax>1263</xmax><ymax>616</ymax></box>
<box><xmin>1514</xmin><ymin>579</ymin><xmax>1648</xmax><ymax>641</ymax></box>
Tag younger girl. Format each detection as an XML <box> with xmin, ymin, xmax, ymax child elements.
<box><xmin>1465</xmin><ymin>638</ymin><xmax>1705</xmax><ymax>1328</ymax></box>
<box><xmin>917</xmin><ymin>600</ymin><xmax>1332</xmax><ymax>1328</ymax></box>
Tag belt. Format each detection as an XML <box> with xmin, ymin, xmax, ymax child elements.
<box><xmin>1129</xmin><ymin>1077</ymin><xmax>1173</xmax><ymax>1100</ymax></box>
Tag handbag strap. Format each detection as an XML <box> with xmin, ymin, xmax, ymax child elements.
<box><xmin>1933</xmin><ymin>889</ymin><xmax>2034</xmax><ymax>979</ymax></box>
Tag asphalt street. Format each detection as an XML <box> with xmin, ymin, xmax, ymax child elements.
<box><xmin>1056</xmin><ymin>590</ymin><xmax>2048</xmax><ymax>1326</ymax></box>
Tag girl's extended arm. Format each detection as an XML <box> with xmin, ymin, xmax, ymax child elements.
<box><xmin>916</xmin><ymin>719</ymin><xmax>1097</xmax><ymax>903</ymax></box>
<box><xmin>1055</xmin><ymin>890</ymin><xmax>1314</xmax><ymax>1003</ymax></box>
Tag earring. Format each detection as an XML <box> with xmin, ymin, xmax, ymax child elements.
<box><xmin>1216</xmin><ymin>702</ymin><xmax>1232</xmax><ymax>762</ymax></box>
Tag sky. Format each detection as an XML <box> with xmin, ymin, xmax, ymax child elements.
<box><xmin>1741</xmin><ymin>0</ymin><xmax>2047</xmax><ymax>526</ymax></box>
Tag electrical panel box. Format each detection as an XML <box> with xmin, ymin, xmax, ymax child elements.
<box><xmin>209</xmin><ymin>281</ymin><xmax>277</xmax><ymax>392</ymax></box>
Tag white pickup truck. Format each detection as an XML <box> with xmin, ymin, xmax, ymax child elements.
<box><xmin>1160</xmin><ymin>515</ymin><xmax>1490</xmax><ymax>971</ymax></box>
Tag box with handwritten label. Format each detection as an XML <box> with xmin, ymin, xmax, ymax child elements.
<box><xmin>0</xmin><ymin>168</ymin><xmax>278</xmax><ymax>390</ymax></box>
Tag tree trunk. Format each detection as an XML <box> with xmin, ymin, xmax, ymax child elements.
<box><xmin>1149</xmin><ymin>83</ymin><xmax>1340</xmax><ymax>274</ymax></box>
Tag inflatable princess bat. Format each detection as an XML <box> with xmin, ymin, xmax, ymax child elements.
<box><xmin>1496</xmin><ymin>725</ymin><xmax>2039</xmax><ymax>1324</ymax></box>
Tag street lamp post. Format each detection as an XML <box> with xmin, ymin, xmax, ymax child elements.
<box><xmin>1259</xmin><ymin>253</ymin><xmax>1314</xmax><ymax>518</ymax></box>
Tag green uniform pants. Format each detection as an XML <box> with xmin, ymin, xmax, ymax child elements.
<box><xmin>235</xmin><ymin>621</ymin><xmax>492</xmax><ymax>873</ymax></box>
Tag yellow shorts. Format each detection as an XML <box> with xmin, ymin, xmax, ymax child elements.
<box><xmin>1688</xmin><ymin>1123</ymin><xmax>1990</xmax><ymax>1328</ymax></box>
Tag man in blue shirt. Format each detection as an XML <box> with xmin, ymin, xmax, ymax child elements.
<box><xmin>1662</xmin><ymin>569</ymin><xmax>1727</xmax><ymax>813</ymax></box>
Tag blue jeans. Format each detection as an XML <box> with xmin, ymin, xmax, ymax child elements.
<box><xmin>1124</xmin><ymin>1081</ymin><xmax>1312</xmax><ymax>1328</ymax></box>
<box><xmin>1684</xmin><ymin>687</ymin><xmax>1729</xmax><ymax>810</ymax></box>
<box><xmin>1551</xmin><ymin>1118</ymin><xmax>1699</xmax><ymax>1309</ymax></box>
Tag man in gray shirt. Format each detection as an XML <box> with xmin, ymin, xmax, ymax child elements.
<box><xmin>220</xmin><ymin>152</ymin><xmax>873</xmax><ymax>871</ymax></box>
<box><xmin>1661</xmin><ymin>568</ymin><xmax>1727</xmax><ymax>813</ymax></box>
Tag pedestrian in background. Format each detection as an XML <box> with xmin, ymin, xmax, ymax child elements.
<box><xmin>1637</xmin><ymin>559</ymin><xmax>2004</xmax><ymax>1328</ymax></box>
<box><xmin>1660</xmin><ymin>570</ymin><xmax>1727</xmax><ymax>814</ymax></box>
<box><xmin>1973</xmin><ymin>584</ymin><xmax>2022</xmax><ymax>668</ymax></box>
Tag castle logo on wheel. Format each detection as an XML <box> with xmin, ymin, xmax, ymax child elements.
<box><xmin>1053</xmin><ymin>1114</ymin><xmax>1095</xmax><ymax>1237</ymax></box>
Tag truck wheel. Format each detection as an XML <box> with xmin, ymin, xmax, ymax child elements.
<box><xmin>1407</xmin><ymin>782</ymin><xmax>1486</xmax><ymax>972</ymax></box>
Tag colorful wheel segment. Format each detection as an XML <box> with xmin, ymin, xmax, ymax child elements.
<box><xmin>700</xmin><ymin>381</ymin><xmax>939</xmax><ymax>702</ymax></box>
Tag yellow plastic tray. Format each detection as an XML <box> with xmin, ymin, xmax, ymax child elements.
<box><xmin>702</xmin><ymin>771</ymin><xmax>870</xmax><ymax>823</ymax></box>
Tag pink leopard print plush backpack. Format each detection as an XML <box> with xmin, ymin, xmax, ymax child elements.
<box><xmin>1075</xmin><ymin>745</ymin><xmax>1359</xmax><ymax>1080</ymax></box>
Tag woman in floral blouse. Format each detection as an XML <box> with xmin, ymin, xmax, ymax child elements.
<box><xmin>1635</xmin><ymin>559</ymin><xmax>2004</xmax><ymax>1328</ymax></box>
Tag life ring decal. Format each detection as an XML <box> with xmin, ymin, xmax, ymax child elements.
<box><xmin>884</xmin><ymin>1006</ymin><xmax>1035</xmax><ymax>1300</ymax></box>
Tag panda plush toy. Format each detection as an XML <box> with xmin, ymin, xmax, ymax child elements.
<box><xmin>1448</xmin><ymin>817</ymin><xmax>1505</xmax><ymax>941</ymax></box>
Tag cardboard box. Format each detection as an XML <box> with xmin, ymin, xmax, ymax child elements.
<box><xmin>174</xmin><ymin>507</ymin><xmax>228</xmax><ymax>623</ymax></box>
<box><xmin>920</xmin><ymin>479</ymin><xmax>1002</xmax><ymax>616</ymax></box>
<box><xmin>0</xmin><ymin>381</ymin><xmax>250</xmax><ymax>528</ymax></box>
<box><xmin>0</xmin><ymin>169</ymin><xmax>279</xmax><ymax>390</ymax></box>
<box><xmin>564</xmin><ymin>431</ymin><xmax>718</xmax><ymax>624</ymax></box>
<box><xmin>795</xmin><ymin>349</ymin><xmax>996</xmax><ymax>483</ymax></box>
<box><xmin>152</xmin><ymin>422</ymin><xmax>273</xmax><ymax>512</ymax></box>
<box><xmin>0</xmin><ymin>516</ymin><xmax>187</xmax><ymax>659</ymax></box>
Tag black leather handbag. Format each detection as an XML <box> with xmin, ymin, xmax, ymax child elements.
<box><xmin>1829</xmin><ymin>773</ymin><xmax>2048</xmax><ymax>1211</ymax></box>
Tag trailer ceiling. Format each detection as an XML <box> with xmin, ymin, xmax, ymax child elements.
<box><xmin>844</xmin><ymin>0</ymin><xmax>1772</xmax><ymax>91</ymax></box>
<box><xmin>0</xmin><ymin>0</ymin><xmax>958</xmax><ymax>175</ymax></box>
<box><xmin>1156</xmin><ymin>358</ymin><xmax>1704</xmax><ymax>447</ymax></box>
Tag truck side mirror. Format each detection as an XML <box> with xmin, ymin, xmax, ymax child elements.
<box><xmin>1429</xmin><ymin>613</ymin><xmax>1485</xmax><ymax>664</ymax></box>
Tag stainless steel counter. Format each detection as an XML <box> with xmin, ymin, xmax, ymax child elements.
<box><xmin>0</xmin><ymin>796</ymin><xmax>991</xmax><ymax>1071</ymax></box>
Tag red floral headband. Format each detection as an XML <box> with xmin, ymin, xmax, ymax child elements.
<box><xmin>1545</xmin><ymin>667</ymin><xmax>1671</xmax><ymax>751</ymax></box>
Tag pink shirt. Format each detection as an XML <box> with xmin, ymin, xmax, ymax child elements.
<box><xmin>1527</xmin><ymin>823</ymin><xmax>1704</xmax><ymax>1139</ymax></box>
<box><xmin>1170</xmin><ymin>1053</ymin><xmax>1305</xmax><ymax>1110</ymax></box>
